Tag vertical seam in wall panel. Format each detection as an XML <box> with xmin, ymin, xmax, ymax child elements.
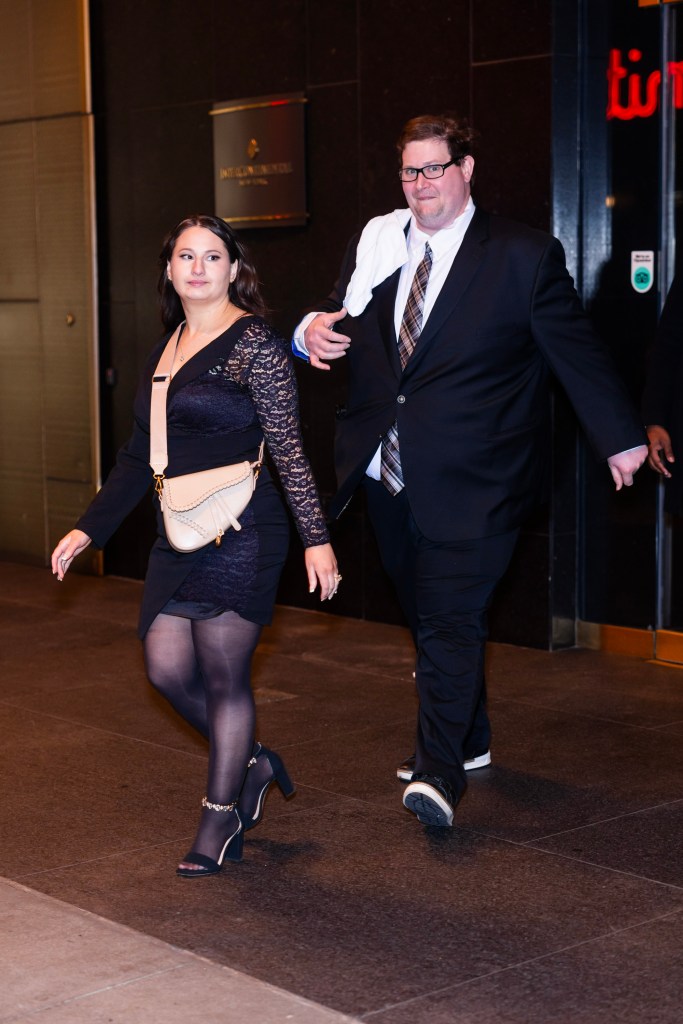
<box><xmin>469</xmin><ymin>0</ymin><xmax>475</xmax><ymax>127</ymax></box>
<box><xmin>81</xmin><ymin>0</ymin><xmax>92</xmax><ymax>113</ymax></box>
<box><xmin>82</xmin><ymin>0</ymin><xmax>100</xmax><ymax>495</ymax></box>
<box><xmin>31</xmin><ymin>103</ymin><xmax>50</xmax><ymax>558</ymax></box>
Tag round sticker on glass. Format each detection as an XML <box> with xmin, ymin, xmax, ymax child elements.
<box><xmin>631</xmin><ymin>251</ymin><xmax>654</xmax><ymax>293</ymax></box>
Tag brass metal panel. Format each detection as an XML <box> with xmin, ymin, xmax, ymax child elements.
<box><xmin>32</xmin><ymin>0</ymin><xmax>88</xmax><ymax>117</ymax></box>
<box><xmin>654</xmin><ymin>630</ymin><xmax>683</xmax><ymax>665</ymax></box>
<box><xmin>41</xmin><ymin>301</ymin><xmax>92</xmax><ymax>482</ymax></box>
<box><xmin>0</xmin><ymin>123</ymin><xmax>38</xmax><ymax>299</ymax></box>
<box><xmin>576</xmin><ymin>620</ymin><xmax>655</xmax><ymax>659</ymax></box>
<box><xmin>0</xmin><ymin>2</ymin><xmax>33</xmax><ymax>122</ymax></box>
<box><xmin>34</xmin><ymin>115</ymin><xmax>94</xmax><ymax>307</ymax></box>
<box><xmin>0</xmin><ymin>301</ymin><xmax>45</xmax><ymax>558</ymax></box>
<box><xmin>0</xmin><ymin>471</ymin><xmax>47</xmax><ymax>557</ymax></box>
<box><xmin>575</xmin><ymin>620</ymin><xmax>601</xmax><ymax>650</ymax></box>
<box><xmin>0</xmin><ymin>1</ymin><xmax>96</xmax><ymax>566</ymax></box>
<box><xmin>34</xmin><ymin>112</ymin><xmax>98</xmax><ymax>490</ymax></box>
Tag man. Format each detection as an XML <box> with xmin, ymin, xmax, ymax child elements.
<box><xmin>294</xmin><ymin>114</ymin><xmax>647</xmax><ymax>828</ymax></box>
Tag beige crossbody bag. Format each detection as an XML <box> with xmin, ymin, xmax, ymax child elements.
<box><xmin>149</xmin><ymin>329</ymin><xmax>264</xmax><ymax>553</ymax></box>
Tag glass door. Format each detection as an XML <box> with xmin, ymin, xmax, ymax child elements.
<box><xmin>576</xmin><ymin>0</ymin><xmax>683</xmax><ymax>661</ymax></box>
<box><xmin>652</xmin><ymin>3</ymin><xmax>683</xmax><ymax>659</ymax></box>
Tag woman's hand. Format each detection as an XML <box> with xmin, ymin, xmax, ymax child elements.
<box><xmin>51</xmin><ymin>529</ymin><xmax>92</xmax><ymax>581</ymax></box>
<box><xmin>305</xmin><ymin>543</ymin><xmax>341</xmax><ymax>601</ymax></box>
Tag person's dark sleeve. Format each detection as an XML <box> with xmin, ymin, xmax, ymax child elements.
<box><xmin>292</xmin><ymin>233</ymin><xmax>361</xmax><ymax>360</ymax></box>
<box><xmin>75</xmin><ymin>415</ymin><xmax>153</xmax><ymax>548</ymax></box>
<box><xmin>530</xmin><ymin>236</ymin><xmax>647</xmax><ymax>459</ymax></box>
<box><xmin>642</xmin><ymin>272</ymin><xmax>683</xmax><ymax>430</ymax></box>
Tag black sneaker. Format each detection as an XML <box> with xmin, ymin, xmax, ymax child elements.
<box><xmin>403</xmin><ymin>773</ymin><xmax>455</xmax><ymax>827</ymax></box>
<box><xmin>396</xmin><ymin>749</ymin><xmax>491</xmax><ymax>782</ymax></box>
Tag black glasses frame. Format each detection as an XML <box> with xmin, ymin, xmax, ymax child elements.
<box><xmin>398</xmin><ymin>158</ymin><xmax>460</xmax><ymax>183</ymax></box>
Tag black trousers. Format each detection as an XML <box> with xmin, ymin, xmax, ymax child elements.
<box><xmin>365</xmin><ymin>479</ymin><xmax>519</xmax><ymax>800</ymax></box>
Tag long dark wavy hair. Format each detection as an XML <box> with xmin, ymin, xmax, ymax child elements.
<box><xmin>158</xmin><ymin>214</ymin><xmax>268</xmax><ymax>331</ymax></box>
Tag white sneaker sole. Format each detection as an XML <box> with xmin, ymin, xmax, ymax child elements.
<box><xmin>464</xmin><ymin>750</ymin><xmax>491</xmax><ymax>771</ymax></box>
<box><xmin>396</xmin><ymin>749</ymin><xmax>491</xmax><ymax>782</ymax></box>
<box><xmin>403</xmin><ymin>782</ymin><xmax>454</xmax><ymax>827</ymax></box>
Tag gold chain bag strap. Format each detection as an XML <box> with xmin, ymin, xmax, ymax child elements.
<box><xmin>149</xmin><ymin>328</ymin><xmax>264</xmax><ymax>553</ymax></box>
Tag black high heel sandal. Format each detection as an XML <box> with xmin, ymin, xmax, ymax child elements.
<box><xmin>176</xmin><ymin>797</ymin><xmax>244</xmax><ymax>878</ymax></box>
<box><xmin>239</xmin><ymin>743</ymin><xmax>295</xmax><ymax>831</ymax></box>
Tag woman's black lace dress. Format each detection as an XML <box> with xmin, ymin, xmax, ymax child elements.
<box><xmin>77</xmin><ymin>317</ymin><xmax>329</xmax><ymax>636</ymax></box>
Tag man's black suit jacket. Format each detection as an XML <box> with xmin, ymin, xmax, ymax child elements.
<box><xmin>318</xmin><ymin>208</ymin><xmax>646</xmax><ymax>542</ymax></box>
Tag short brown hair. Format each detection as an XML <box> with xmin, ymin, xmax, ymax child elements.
<box><xmin>397</xmin><ymin>114</ymin><xmax>477</xmax><ymax>164</ymax></box>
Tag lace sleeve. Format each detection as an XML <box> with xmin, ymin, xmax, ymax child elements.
<box><xmin>227</xmin><ymin>320</ymin><xmax>330</xmax><ymax>548</ymax></box>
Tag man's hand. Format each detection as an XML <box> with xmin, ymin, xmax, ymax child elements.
<box><xmin>607</xmin><ymin>445</ymin><xmax>648</xmax><ymax>490</ymax></box>
<box><xmin>646</xmin><ymin>424</ymin><xmax>675</xmax><ymax>478</ymax></box>
<box><xmin>304</xmin><ymin>308</ymin><xmax>351</xmax><ymax>370</ymax></box>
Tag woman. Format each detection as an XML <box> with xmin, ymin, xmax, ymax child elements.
<box><xmin>51</xmin><ymin>215</ymin><xmax>339</xmax><ymax>877</ymax></box>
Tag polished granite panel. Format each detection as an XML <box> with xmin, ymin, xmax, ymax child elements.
<box><xmin>307</xmin><ymin>0</ymin><xmax>358</xmax><ymax>87</ymax></box>
<box><xmin>303</xmin><ymin>84</ymin><xmax>361</xmax><ymax>306</ymax></box>
<box><xmin>20</xmin><ymin>804</ymin><xmax>683</xmax><ymax>1017</ymax></box>
<box><xmin>0</xmin><ymin>705</ymin><xmax>205</xmax><ymax>877</ymax></box>
<box><xmin>473</xmin><ymin>58</ymin><xmax>552</xmax><ymax>229</ymax></box>
<box><xmin>210</xmin><ymin>0</ymin><xmax>307</xmax><ymax>102</ymax></box>
<box><xmin>90</xmin><ymin>1</ymin><xmax>213</xmax><ymax>113</ymax></box>
<box><xmin>358</xmin><ymin>1</ymin><xmax>471</xmax><ymax>222</ymax></box>
<box><xmin>0</xmin><ymin>610</ymin><xmax>140</xmax><ymax>694</ymax></box>
<box><xmin>366</xmin><ymin>912</ymin><xmax>683</xmax><ymax>1024</ymax></box>
<box><xmin>3</xmin><ymin>562</ymin><xmax>683</xmax><ymax>1023</ymax></box>
<box><xmin>0</xmin><ymin>562</ymin><xmax>141</xmax><ymax>623</ymax></box>
<box><xmin>472</xmin><ymin>0</ymin><xmax>552</xmax><ymax>64</ymax></box>
<box><xmin>485</xmin><ymin>644</ymin><xmax>683</xmax><ymax>729</ymax></box>
<box><xmin>529</xmin><ymin>802</ymin><xmax>683</xmax><ymax>888</ymax></box>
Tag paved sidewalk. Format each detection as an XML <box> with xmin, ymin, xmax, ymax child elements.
<box><xmin>3</xmin><ymin>561</ymin><xmax>683</xmax><ymax>1023</ymax></box>
<box><xmin>1</xmin><ymin>878</ymin><xmax>359</xmax><ymax>1023</ymax></box>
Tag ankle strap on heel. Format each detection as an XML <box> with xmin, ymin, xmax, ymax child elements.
<box><xmin>246</xmin><ymin>741</ymin><xmax>263</xmax><ymax>769</ymax></box>
<box><xmin>202</xmin><ymin>797</ymin><xmax>236</xmax><ymax>812</ymax></box>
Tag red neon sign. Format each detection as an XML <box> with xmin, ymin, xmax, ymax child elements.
<box><xmin>607</xmin><ymin>48</ymin><xmax>683</xmax><ymax>119</ymax></box>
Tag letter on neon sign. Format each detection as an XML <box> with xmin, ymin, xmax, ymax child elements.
<box><xmin>607</xmin><ymin>48</ymin><xmax>683</xmax><ymax>119</ymax></box>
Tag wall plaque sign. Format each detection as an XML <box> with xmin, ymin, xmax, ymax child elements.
<box><xmin>211</xmin><ymin>93</ymin><xmax>307</xmax><ymax>228</ymax></box>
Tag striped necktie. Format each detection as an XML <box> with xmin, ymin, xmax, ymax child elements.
<box><xmin>380</xmin><ymin>241</ymin><xmax>433</xmax><ymax>495</ymax></box>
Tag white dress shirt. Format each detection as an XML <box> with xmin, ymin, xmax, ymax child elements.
<box><xmin>366</xmin><ymin>199</ymin><xmax>476</xmax><ymax>478</ymax></box>
<box><xmin>293</xmin><ymin>199</ymin><xmax>476</xmax><ymax>478</ymax></box>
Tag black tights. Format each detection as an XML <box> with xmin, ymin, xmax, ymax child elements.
<box><xmin>143</xmin><ymin>610</ymin><xmax>261</xmax><ymax>860</ymax></box>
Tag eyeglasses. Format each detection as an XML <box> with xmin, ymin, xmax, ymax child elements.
<box><xmin>399</xmin><ymin>159</ymin><xmax>458</xmax><ymax>183</ymax></box>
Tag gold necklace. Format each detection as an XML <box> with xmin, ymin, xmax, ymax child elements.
<box><xmin>177</xmin><ymin>322</ymin><xmax>187</xmax><ymax>364</ymax></box>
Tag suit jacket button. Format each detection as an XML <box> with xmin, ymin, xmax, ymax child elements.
<box><xmin>397</xmin><ymin>394</ymin><xmax>406</xmax><ymax>404</ymax></box>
